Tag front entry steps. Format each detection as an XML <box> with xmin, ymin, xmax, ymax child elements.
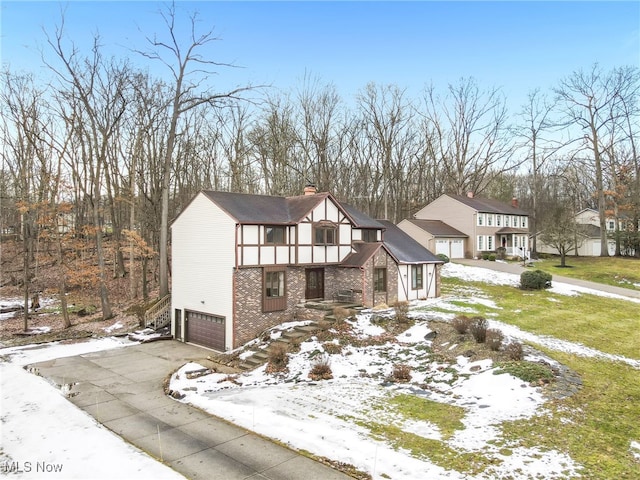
<box><xmin>239</xmin><ymin>322</ymin><xmax>327</xmax><ymax>371</ymax></box>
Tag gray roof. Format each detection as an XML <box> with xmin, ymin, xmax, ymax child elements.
<box><xmin>340</xmin><ymin>242</ymin><xmax>382</xmax><ymax>268</ymax></box>
<box><xmin>338</xmin><ymin>202</ymin><xmax>387</xmax><ymax>229</ymax></box>
<box><xmin>448</xmin><ymin>194</ymin><xmax>529</xmax><ymax>215</ymax></box>
<box><xmin>406</xmin><ymin>219</ymin><xmax>467</xmax><ymax>238</ymax></box>
<box><xmin>378</xmin><ymin>220</ymin><xmax>443</xmax><ymax>264</ymax></box>
<box><xmin>201</xmin><ymin>191</ymin><xmax>387</xmax><ymax>229</ymax></box>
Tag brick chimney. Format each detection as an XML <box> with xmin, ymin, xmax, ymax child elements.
<box><xmin>511</xmin><ymin>197</ymin><xmax>519</xmax><ymax>208</ymax></box>
<box><xmin>304</xmin><ymin>184</ymin><xmax>317</xmax><ymax>195</ymax></box>
<box><xmin>466</xmin><ymin>191</ymin><xmax>474</xmax><ymax>198</ymax></box>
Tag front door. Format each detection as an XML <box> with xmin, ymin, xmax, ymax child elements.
<box><xmin>305</xmin><ymin>268</ymin><xmax>324</xmax><ymax>300</ymax></box>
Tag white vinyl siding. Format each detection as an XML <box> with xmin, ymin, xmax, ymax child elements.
<box><xmin>171</xmin><ymin>193</ymin><xmax>235</xmax><ymax>350</ymax></box>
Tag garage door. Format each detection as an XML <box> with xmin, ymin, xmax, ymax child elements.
<box><xmin>185</xmin><ymin>311</ymin><xmax>225</xmax><ymax>351</ymax></box>
<box><xmin>450</xmin><ymin>240</ymin><xmax>464</xmax><ymax>259</ymax></box>
<box><xmin>435</xmin><ymin>239</ymin><xmax>465</xmax><ymax>259</ymax></box>
<box><xmin>435</xmin><ymin>240</ymin><xmax>450</xmax><ymax>256</ymax></box>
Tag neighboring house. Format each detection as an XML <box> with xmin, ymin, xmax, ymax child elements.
<box><xmin>397</xmin><ymin>219</ymin><xmax>467</xmax><ymax>259</ymax></box>
<box><xmin>537</xmin><ymin>208</ymin><xmax>616</xmax><ymax>256</ymax></box>
<box><xmin>404</xmin><ymin>193</ymin><xmax>530</xmax><ymax>259</ymax></box>
<box><xmin>171</xmin><ymin>187</ymin><xmax>442</xmax><ymax>352</ymax></box>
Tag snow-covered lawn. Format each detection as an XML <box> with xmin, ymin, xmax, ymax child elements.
<box><xmin>2</xmin><ymin>262</ymin><xmax>639</xmax><ymax>479</ymax></box>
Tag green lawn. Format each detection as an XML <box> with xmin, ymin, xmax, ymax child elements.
<box><xmin>431</xmin><ymin>277</ymin><xmax>640</xmax><ymax>478</ymax></box>
<box><xmin>531</xmin><ymin>256</ymin><xmax>640</xmax><ymax>291</ymax></box>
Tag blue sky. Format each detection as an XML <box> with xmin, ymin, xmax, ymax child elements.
<box><xmin>1</xmin><ymin>1</ymin><xmax>639</xmax><ymax>112</ymax></box>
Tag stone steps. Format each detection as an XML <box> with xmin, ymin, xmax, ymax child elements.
<box><xmin>239</xmin><ymin>320</ymin><xmax>332</xmax><ymax>371</ymax></box>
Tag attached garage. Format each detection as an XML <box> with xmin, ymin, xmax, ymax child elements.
<box><xmin>435</xmin><ymin>239</ymin><xmax>465</xmax><ymax>259</ymax></box>
<box><xmin>185</xmin><ymin>311</ymin><xmax>226</xmax><ymax>351</ymax></box>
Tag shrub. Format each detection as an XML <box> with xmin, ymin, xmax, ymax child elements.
<box><xmin>392</xmin><ymin>301</ymin><xmax>410</xmax><ymax>323</ymax></box>
<box><xmin>308</xmin><ymin>355</ymin><xmax>333</xmax><ymax>380</ymax></box>
<box><xmin>436</xmin><ymin>253</ymin><xmax>450</xmax><ymax>263</ymax></box>
<box><xmin>391</xmin><ymin>364</ymin><xmax>412</xmax><ymax>383</ymax></box>
<box><xmin>505</xmin><ymin>341</ymin><xmax>524</xmax><ymax>361</ymax></box>
<box><xmin>267</xmin><ymin>343</ymin><xmax>289</xmax><ymax>371</ymax></box>
<box><xmin>482</xmin><ymin>253</ymin><xmax>490</xmax><ymax>260</ymax></box>
<box><xmin>323</xmin><ymin>342</ymin><xmax>343</xmax><ymax>355</ymax></box>
<box><xmin>451</xmin><ymin>315</ymin><xmax>472</xmax><ymax>334</ymax></box>
<box><xmin>485</xmin><ymin>328</ymin><xmax>504</xmax><ymax>351</ymax></box>
<box><xmin>469</xmin><ymin>316</ymin><xmax>488</xmax><ymax>343</ymax></box>
<box><xmin>496</xmin><ymin>247</ymin><xmax>506</xmax><ymax>260</ymax></box>
<box><xmin>333</xmin><ymin>307</ymin><xmax>352</xmax><ymax>324</ymax></box>
<box><xmin>520</xmin><ymin>269</ymin><xmax>552</xmax><ymax>290</ymax></box>
<box><xmin>488</xmin><ymin>254</ymin><xmax>496</xmax><ymax>262</ymax></box>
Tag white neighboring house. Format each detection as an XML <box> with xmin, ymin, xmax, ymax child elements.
<box><xmin>171</xmin><ymin>187</ymin><xmax>443</xmax><ymax>352</ymax></box>
<box><xmin>536</xmin><ymin>208</ymin><xmax>617</xmax><ymax>256</ymax></box>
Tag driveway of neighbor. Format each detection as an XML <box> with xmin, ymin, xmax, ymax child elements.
<box><xmin>33</xmin><ymin>340</ymin><xmax>351</xmax><ymax>480</ymax></box>
<box><xmin>453</xmin><ymin>258</ymin><xmax>640</xmax><ymax>299</ymax></box>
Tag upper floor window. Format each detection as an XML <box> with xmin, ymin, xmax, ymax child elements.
<box><xmin>521</xmin><ymin>217</ymin><xmax>527</xmax><ymax>228</ymax></box>
<box><xmin>265</xmin><ymin>226</ymin><xmax>286</xmax><ymax>244</ymax></box>
<box><xmin>361</xmin><ymin>229</ymin><xmax>378</xmax><ymax>242</ymax></box>
<box><xmin>607</xmin><ymin>220</ymin><xmax>615</xmax><ymax>230</ymax></box>
<box><xmin>504</xmin><ymin>216</ymin><xmax>510</xmax><ymax>227</ymax></box>
<box><xmin>477</xmin><ymin>214</ymin><xmax>484</xmax><ymax>226</ymax></box>
<box><xmin>487</xmin><ymin>214</ymin><xmax>493</xmax><ymax>226</ymax></box>
<box><xmin>411</xmin><ymin>265</ymin><xmax>423</xmax><ymax>290</ymax></box>
<box><xmin>314</xmin><ymin>223</ymin><xmax>337</xmax><ymax>245</ymax></box>
<box><xmin>374</xmin><ymin>268</ymin><xmax>387</xmax><ymax>292</ymax></box>
<box><xmin>496</xmin><ymin>215</ymin><xmax>502</xmax><ymax>227</ymax></box>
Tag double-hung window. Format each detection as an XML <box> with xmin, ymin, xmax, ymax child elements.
<box><xmin>265</xmin><ymin>226</ymin><xmax>285</xmax><ymax>244</ymax></box>
<box><xmin>374</xmin><ymin>268</ymin><xmax>387</xmax><ymax>292</ymax></box>
<box><xmin>411</xmin><ymin>265</ymin><xmax>423</xmax><ymax>290</ymax></box>
<box><xmin>263</xmin><ymin>267</ymin><xmax>286</xmax><ymax>312</ymax></box>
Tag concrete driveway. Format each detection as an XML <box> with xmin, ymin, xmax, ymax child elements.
<box><xmin>454</xmin><ymin>258</ymin><xmax>640</xmax><ymax>299</ymax></box>
<box><xmin>33</xmin><ymin>340</ymin><xmax>351</xmax><ymax>480</ymax></box>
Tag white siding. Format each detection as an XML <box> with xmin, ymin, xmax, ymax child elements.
<box><xmin>171</xmin><ymin>193</ymin><xmax>235</xmax><ymax>350</ymax></box>
<box><xmin>242</xmin><ymin>225</ymin><xmax>259</xmax><ymax>244</ymax></box>
<box><xmin>299</xmin><ymin>223</ymin><xmax>312</xmax><ymax>243</ymax></box>
<box><xmin>339</xmin><ymin>224</ymin><xmax>352</xmax><ymax>244</ymax></box>
<box><xmin>299</xmin><ymin>246</ymin><xmax>313</xmax><ymax>263</ymax></box>
<box><xmin>243</xmin><ymin>247</ymin><xmax>259</xmax><ymax>265</ymax></box>
<box><xmin>396</xmin><ymin>263</ymin><xmax>437</xmax><ymax>301</ymax></box>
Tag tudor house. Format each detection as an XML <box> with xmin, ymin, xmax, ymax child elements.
<box><xmin>400</xmin><ymin>193</ymin><xmax>531</xmax><ymax>259</ymax></box>
<box><xmin>171</xmin><ymin>187</ymin><xmax>442</xmax><ymax>352</ymax></box>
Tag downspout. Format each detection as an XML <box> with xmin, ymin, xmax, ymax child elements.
<box><xmin>360</xmin><ymin>266</ymin><xmax>367</xmax><ymax>307</ymax></box>
<box><xmin>232</xmin><ymin>223</ymin><xmax>240</xmax><ymax>351</ymax></box>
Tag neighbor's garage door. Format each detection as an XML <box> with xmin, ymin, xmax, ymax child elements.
<box><xmin>435</xmin><ymin>239</ymin><xmax>465</xmax><ymax>259</ymax></box>
<box><xmin>185</xmin><ymin>311</ymin><xmax>225</xmax><ymax>351</ymax></box>
<box><xmin>450</xmin><ymin>240</ymin><xmax>464</xmax><ymax>259</ymax></box>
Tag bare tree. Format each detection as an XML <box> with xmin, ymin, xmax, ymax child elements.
<box><xmin>515</xmin><ymin>89</ymin><xmax>565</xmax><ymax>252</ymax></box>
<box><xmin>44</xmin><ymin>20</ymin><xmax>133</xmax><ymax>320</ymax></box>
<box><xmin>420</xmin><ymin>78</ymin><xmax>516</xmax><ymax>197</ymax></box>
<box><xmin>555</xmin><ymin>64</ymin><xmax>639</xmax><ymax>256</ymax></box>
<box><xmin>137</xmin><ymin>2</ymin><xmax>254</xmax><ymax>297</ymax></box>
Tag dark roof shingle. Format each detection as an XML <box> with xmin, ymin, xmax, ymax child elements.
<box><xmin>448</xmin><ymin>194</ymin><xmax>529</xmax><ymax>215</ymax></box>
<box><xmin>406</xmin><ymin>219</ymin><xmax>467</xmax><ymax>238</ymax></box>
<box><xmin>378</xmin><ymin>220</ymin><xmax>442</xmax><ymax>264</ymax></box>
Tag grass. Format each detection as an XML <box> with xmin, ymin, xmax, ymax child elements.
<box><xmin>498</xmin><ymin>351</ymin><xmax>640</xmax><ymax>480</ymax></box>
<box><xmin>532</xmin><ymin>256</ymin><xmax>640</xmax><ymax>291</ymax></box>
<box><xmin>429</xmin><ymin>276</ymin><xmax>640</xmax><ymax>478</ymax></box>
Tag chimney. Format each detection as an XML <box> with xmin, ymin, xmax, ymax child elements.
<box><xmin>466</xmin><ymin>191</ymin><xmax>474</xmax><ymax>198</ymax></box>
<box><xmin>511</xmin><ymin>197</ymin><xmax>519</xmax><ymax>208</ymax></box>
<box><xmin>304</xmin><ymin>184</ymin><xmax>317</xmax><ymax>196</ymax></box>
